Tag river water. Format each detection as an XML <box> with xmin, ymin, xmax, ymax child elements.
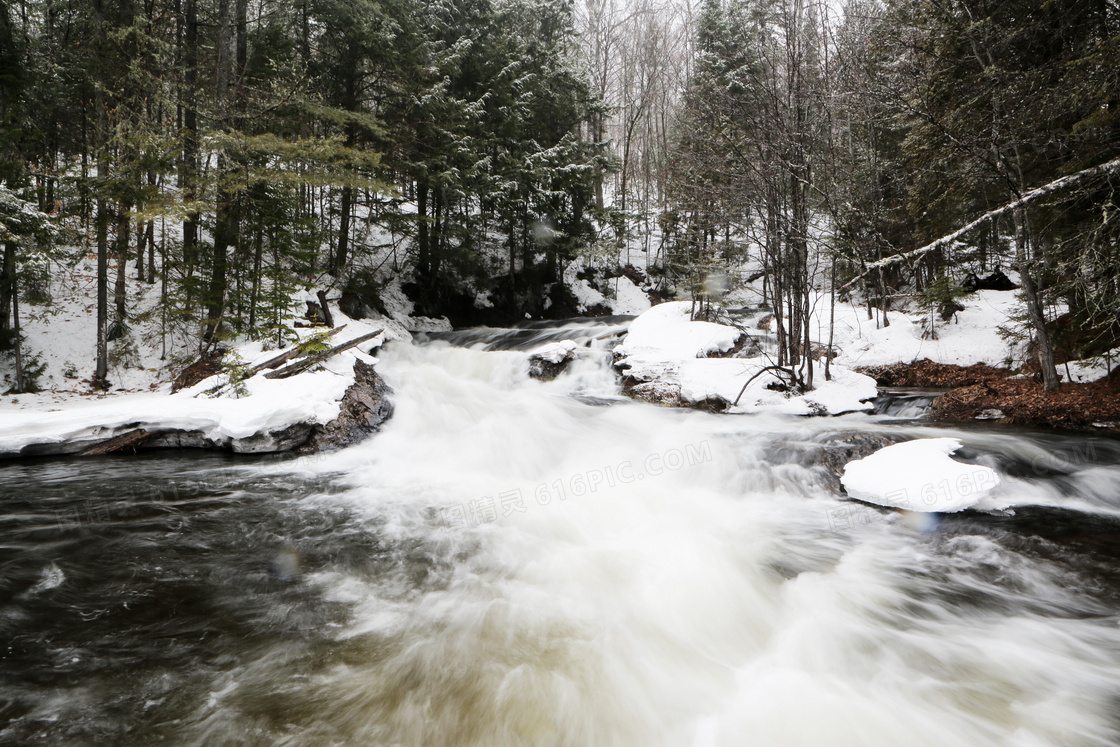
<box><xmin>3</xmin><ymin>320</ymin><xmax>1120</xmax><ymax>746</ymax></box>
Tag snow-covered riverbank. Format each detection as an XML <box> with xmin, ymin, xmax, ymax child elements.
<box><xmin>0</xmin><ymin>321</ymin><xmax>394</xmax><ymax>458</ymax></box>
<box><xmin>614</xmin><ymin>301</ymin><xmax>879</xmax><ymax>415</ymax></box>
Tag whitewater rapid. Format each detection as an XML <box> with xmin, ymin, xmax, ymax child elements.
<box><xmin>179</xmin><ymin>331</ymin><xmax>1120</xmax><ymax>746</ymax></box>
<box><xmin>5</xmin><ymin>322</ymin><xmax>1120</xmax><ymax>746</ymax></box>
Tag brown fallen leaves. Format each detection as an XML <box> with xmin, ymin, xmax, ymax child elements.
<box><xmin>858</xmin><ymin>358</ymin><xmax>1120</xmax><ymax>431</ymax></box>
<box><xmin>857</xmin><ymin>359</ymin><xmax>1012</xmax><ymax>388</ymax></box>
<box><xmin>932</xmin><ymin>377</ymin><xmax>1120</xmax><ymax>431</ymax></box>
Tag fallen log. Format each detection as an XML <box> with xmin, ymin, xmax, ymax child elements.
<box><xmin>263</xmin><ymin>329</ymin><xmax>383</xmax><ymax>380</ymax></box>
<box><xmin>249</xmin><ymin>325</ymin><xmax>348</xmax><ymax>375</ymax></box>
<box><xmin>80</xmin><ymin>428</ymin><xmax>157</xmax><ymax>456</ymax></box>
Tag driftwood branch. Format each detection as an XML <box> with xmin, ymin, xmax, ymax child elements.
<box><xmin>840</xmin><ymin>156</ymin><xmax>1120</xmax><ymax>291</ymax></box>
<box><xmin>249</xmin><ymin>325</ymin><xmax>347</xmax><ymax>375</ymax></box>
<box><xmin>263</xmin><ymin>330</ymin><xmax>383</xmax><ymax>379</ymax></box>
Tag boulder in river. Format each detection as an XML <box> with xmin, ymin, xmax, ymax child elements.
<box><xmin>528</xmin><ymin>341</ymin><xmax>579</xmax><ymax>381</ymax></box>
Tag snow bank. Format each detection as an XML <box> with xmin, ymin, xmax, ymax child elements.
<box><xmin>824</xmin><ymin>290</ymin><xmax>1023</xmax><ymax>368</ymax></box>
<box><xmin>0</xmin><ymin>367</ymin><xmax>354</xmax><ymax>456</ymax></box>
<box><xmin>375</xmin><ymin>277</ymin><xmax>452</xmax><ymax>332</ymax></box>
<box><xmin>563</xmin><ymin>261</ymin><xmax>609</xmax><ymax>313</ymax></box>
<box><xmin>0</xmin><ymin>325</ymin><xmax>389</xmax><ymax>457</ymax></box>
<box><xmin>561</xmin><ymin>261</ymin><xmax>653</xmax><ymax>316</ymax></box>
<box><xmin>610</xmin><ymin>275</ymin><xmax>653</xmax><ymax>316</ymax></box>
<box><xmin>616</xmin><ymin>302</ymin><xmax>878</xmax><ymax>415</ymax></box>
<box><xmin>1064</xmin><ymin>347</ymin><xmax>1120</xmax><ymax>384</ymax></box>
<box><xmin>840</xmin><ymin>437</ymin><xmax>1001</xmax><ymax>512</ymax></box>
<box><xmin>615</xmin><ymin>301</ymin><xmax>740</xmax><ymax>359</ymax></box>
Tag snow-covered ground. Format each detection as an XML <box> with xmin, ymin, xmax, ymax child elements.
<box><xmin>822</xmin><ymin>289</ymin><xmax>1024</xmax><ymax>369</ymax></box>
<box><xmin>0</xmin><ymin>252</ymin><xmax>451</xmax><ymax>410</ymax></box>
<box><xmin>1</xmin><ymin>257</ymin><xmax>191</xmax><ymax>401</ymax></box>
<box><xmin>1064</xmin><ymin>347</ymin><xmax>1120</xmax><ymax>384</ymax></box>
<box><xmin>614</xmin><ymin>301</ymin><xmax>879</xmax><ymax>415</ymax></box>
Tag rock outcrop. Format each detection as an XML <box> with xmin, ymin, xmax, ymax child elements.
<box><xmin>10</xmin><ymin>360</ymin><xmax>393</xmax><ymax>459</ymax></box>
<box><xmin>762</xmin><ymin>432</ymin><xmax>903</xmax><ymax>496</ymax></box>
<box><xmin>300</xmin><ymin>359</ymin><xmax>394</xmax><ymax>452</ymax></box>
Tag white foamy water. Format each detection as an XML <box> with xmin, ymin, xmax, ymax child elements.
<box><xmin>188</xmin><ymin>330</ymin><xmax>1120</xmax><ymax>746</ymax></box>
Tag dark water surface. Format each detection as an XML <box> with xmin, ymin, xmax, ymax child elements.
<box><xmin>0</xmin><ymin>453</ymin><xmax>453</xmax><ymax>745</ymax></box>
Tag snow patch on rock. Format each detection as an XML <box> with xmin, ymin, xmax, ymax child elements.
<box><xmin>841</xmin><ymin>437</ymin><xmax>1002</xmax><ymax>512</ymax></box>
<box><xmin>615</xmin><ymin>301</ymin><xmax>740</xmax><ymax>359</ymax></box>
<box><xmin>529</xmin><ymin>340</ymin><xmax>579</xmax><ymax>365</ymax></box>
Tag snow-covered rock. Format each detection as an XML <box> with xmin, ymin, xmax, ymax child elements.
<box><xmin>527</xmin><ymin>340</ymin><xmax>579</xmax><ymax>380</ymax></box>
<box><xmin>530</xmin><ymin>340</ymin><xmax>579</xmax><ymax>365</ymax></box>
<box><xmin>615</xmin><ymin>301</ymin><xmax>741</xmax><ymax>359</ymax></box>
<box><xmin>840</xmin><ymin>437</ymin><xmax>1001</xmax><ymax>512</ymax></box>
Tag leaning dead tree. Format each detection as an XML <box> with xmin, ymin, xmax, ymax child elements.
<box><xmin>839</xmin><ymin>155</ymin><xmax>1120</xmax><ymax>291</ymax></box>
<box><xmin>263</xmin><ymin>330</ymin><xmax>383</xmax><ymax>380</ymax></box>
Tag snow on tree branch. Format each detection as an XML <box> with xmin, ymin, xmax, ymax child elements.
<box><xmin>840</xmin><ymin>156</ymin><xmax>1120</xmax><ymax>291</ymax></box>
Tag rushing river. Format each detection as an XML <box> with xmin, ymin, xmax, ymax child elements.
<box><xmin>4</xmin><ymin>319</ymin><xmax>1120</xmax><ymax>746</ymax></box>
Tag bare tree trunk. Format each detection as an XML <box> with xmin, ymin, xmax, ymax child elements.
<box><xmin>0</xmin><ymin>241</ymin><xmax>14</xmax><ymax>336</ymax></box>
<box><xmin>12</xmin><ymin>279</ymin><xmax>23</xmax><ymax>393</ymax></box>
<box><xmin>825</xmin><ymin>256</ymin><xmax>835</xmax><ymax>381</ymax></box>
<box><xmin>416</xmin><ymin>180</ymin><xmax>430</xmax><ymax>283</ymax></box>
<box><xmin>334</xmin><ymin>185</ymin><xmax>352</xmax><ymax>275</ymax></box>
<box><xmin>114</xmin><ymin>203</ymin><xmax>129</xmax><ymax>322</ymax></box>
<box><xmin>1015</xmin><ymin>209</ymin><xmax>1060</xmax><ymax>390</ymax></box>
<box><xmin>146</xmin><ymin>218</ymin><xmax>155</xmax><ymax>284</ymax></box>
<box><xmin>878</xmin><ymin>267</ymin><xmax>889</xmax><ymax>327</ymax></box>
<box><xmin>205</xmin><ymin>0</ymin><xmax>235</xmax><ymax>345</ymax></box>
<box><xmin>95</xmin><ymin>196</ymin><xmax>109</xmax><ymax>385</ymax></box>
<box><xmin>135</xmin><ymin>219</ymin><xmax>144</xmax><ymax>279</ymax></box>
<box><xmin>182</xmin><ymin>0</ymin><xmax>199</xmax><ymax>283</ymax></box>
<box><xmin>248</xmin><ymin>227</ymin><xmax>262</xmax><ymax>329</ymax></box>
